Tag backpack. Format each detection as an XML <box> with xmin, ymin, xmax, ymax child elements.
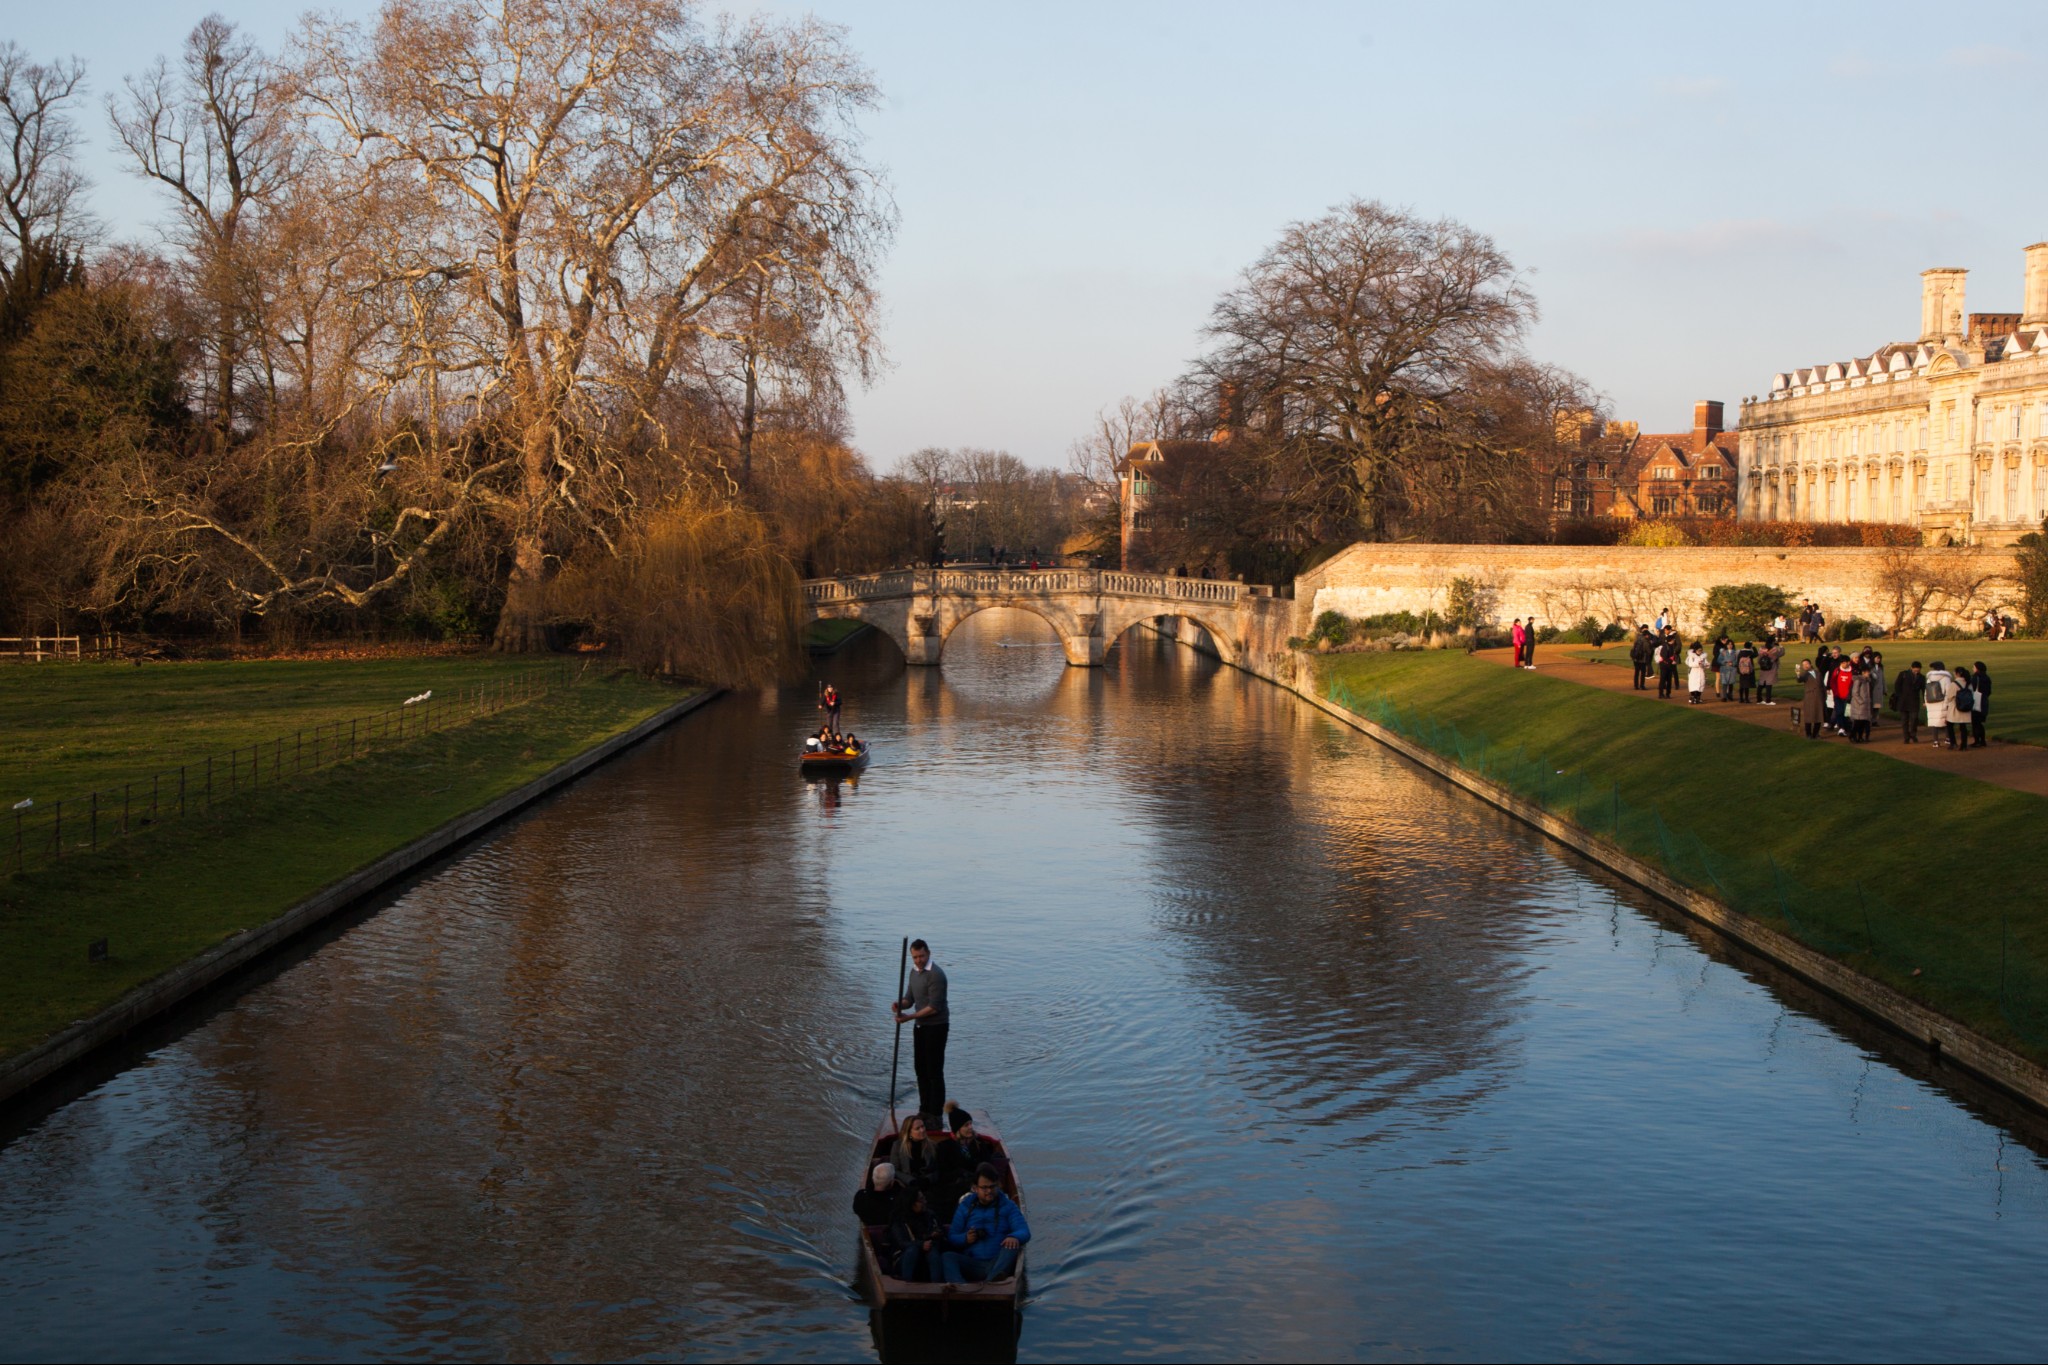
<box><xmin>1738</xmin><ymin>654</ymin><xmax>1753</xmax><ymax>674</ymax></box>
<box><xmin>1926</xmin><ymin>677</ymin><xmax>1946</xmax><ymax>704</ymax></box>
<box><xmin>1954</xmin><ymin>685</ymin><xmax>1975</xmax><ymax>712</ymax></box>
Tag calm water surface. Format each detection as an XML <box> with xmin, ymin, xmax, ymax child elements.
<box><xmin>3</xmin><ymin>612</ymin><xmax>2046</xmax><ymax>1362</ymax></box>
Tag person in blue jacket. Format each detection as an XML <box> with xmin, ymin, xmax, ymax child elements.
<box><xmin>941</xmin><ymin>1163</ymin><xmax>1029</xmax><ymax>1283</ymax></box>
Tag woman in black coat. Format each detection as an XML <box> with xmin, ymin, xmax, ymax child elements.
<box><xmin>1971</xmin><ymin>661</ymin><xmax>1992</xmax><ymax>748</ymax></box>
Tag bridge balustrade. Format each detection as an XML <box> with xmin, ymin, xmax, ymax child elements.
<box><xmin>800</xmin><ymin>568</ymin><xmax>1246</xmax><ymax>605</ymax></box>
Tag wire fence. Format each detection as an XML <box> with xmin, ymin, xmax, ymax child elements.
<box><xmin>1324</xmin><ymin>675</ymin><xmax>2048</xmax><ymax>1053</ymax></box>
<box><xmin>9</xmin><ymin>661</ymin><xmax>581</xmax><ymax>878</ymax></box>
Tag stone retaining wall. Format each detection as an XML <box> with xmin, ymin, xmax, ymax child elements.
<box><xmin>1295</xmin><ymin>543</ymin><xmax>2021</xmax><ymax>637</ymax></box>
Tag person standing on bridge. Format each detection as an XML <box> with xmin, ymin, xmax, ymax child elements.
<box><xmin>893</xmin><ymin>939</ymin><xmax>949</xmax><ymax>1126</ymax></box>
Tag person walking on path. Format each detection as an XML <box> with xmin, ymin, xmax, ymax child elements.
<box><xmin>1757</xmin><ymin>641</ymin><xmax>1782</xmax><ymax>705</ymax></box>
<box><xmin>1630</xmin><ymin>626</ymin><xmax>1654</xmax><ymax>691</ymax></box>
<box><xmin>1891</xmin><ymin>661</ymin><xmax>1927</xmax><ymax>744</ymax></box>
<box><xmin>1715</xmin><ymin>637</ymin><xmax>1738</xmax><ymax>703</ymax></box>
<box><xmin>1736</xmin><ymin>640</ymin><xmax>1757</xmax><ymax>704</ymax></box>
<box><xmin>1924</xmin><ymin>661</ymin><xmax>1955</xmax><ymax>749</ymax></box>
<box><xmin>1948</xmin><ymin>667</ymin><xmax>1978</xmax><ymax>751</ymax></box>
<box><xmin>1685</xmin><ymin>643</ymin><xmax>1708</xmax><ymax>705</ymax></box>
<box><xmin>1510</xmin><ymin>619</ymin><xmax>1526</xmax><ymax>670</ymax></box>
<box><xmin>1657</xmin><ymin>631</ymin><xmax>1679</xmax><ymax>699</ymax></box>
<box><xmin>1868</xmin><ymin>651</ymin><xmax>1888</xmax><ymax>727</ymax></box>
<box><xmin>1523</xmin><ymin>620</ymin><xmax>1539</xmax><ymax>669</ymax></box>
<box><xmin>1797</xmin><ymin>661</ymin><xmax>1826</xmax><ymax>738</ymax></box>
<box><xmin>1848</xmin><ymin>661</ymin><xmax>1877</xmax><ymax>743</ymax></box>
<box><xmin>1970</xmin><ymin>661</ymin><xmax>1993</xmax><ymax>748</ymax></box>
<box><xmin>893</xmin><ymin>939</ymin><xmax>950</xmax><ymax>1125</ymax></box>
<box><xmin>1830</xmin><ymin>652</ymin><xmax>1855</xmax><ymax>734</ymax></box>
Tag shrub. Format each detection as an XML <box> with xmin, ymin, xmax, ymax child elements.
<box><xmin>1703</xmin><ymin>583</ymin><xmax>1793</xmax><ymax>639</ymax></box>
<box><xmin>1445</xmin><ymin>576</ymin><xmax>1482</xmax><ymax>628</ymax></box>
<box><xmin>1311</xmin><ymin>609</ymin><xmax>1352</xmax><ymax>646</ymax></box>
<box><xmin>1827</xmin><ymin>616</ymin><xmax>1875</xmax><ymax>641</ymax></box>
<box><xmin>1922</xmin><ymin>623</ymin><xmax>1970</xmax><ymax>640</ymax></box>
<box><xmin>1622</xmin><ymin>521</ymin><xmax>1692</xmax><ymax>548</ymax></box>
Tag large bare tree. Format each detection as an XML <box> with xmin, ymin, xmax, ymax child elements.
<box><xmin>286</xmin><ymin>0</ymin><xmax>891</xmax><ymax>648</ymax></box>
<box><xmin>1198</xmin><ymin>199</ymin><xmax>1538</xmax><ymax>540</ymax></box>
<box><xmin>111</xmin><ymin>17</ymin><xmax>291</xmax><ymax>450</ymax></box>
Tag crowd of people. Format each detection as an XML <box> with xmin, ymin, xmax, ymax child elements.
<box><xmin>1619</xmin><ymin>608</ymin><xmax>1994</xmax><ymax>750</ymax></box>
<box><xmin>854</xmin><ymin>1103</ymin><xmax>1029</xmax><ymax>1285</ymax></box>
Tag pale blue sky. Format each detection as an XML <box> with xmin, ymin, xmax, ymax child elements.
<box><xmin>15</xmin><ymin>1</ymin><xmax>2048</xmax><ymax>466</ymax></box>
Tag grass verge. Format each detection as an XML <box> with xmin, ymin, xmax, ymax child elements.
<box><xmin>1317</xmin><ymin>650</ymin><xmax>2048</xmax><ymax>1063</ymax></box>
<box><xmin>0</xmin><ymin>670</ymin><xmax>685</xmax><ymax>1060</ymax></box>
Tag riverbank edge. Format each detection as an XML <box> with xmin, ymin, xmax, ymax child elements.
<box><xmin>1276</xmin><ymin>668</ymin><xmax>2048</xmax><ymax>1114</ymax></box>
<box><xmin>0</xmin><ymin>688</ymin><xmax>721</xmax><ymax>1108</ymax></box>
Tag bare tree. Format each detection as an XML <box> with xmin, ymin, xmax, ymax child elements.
<box><xmin>111</xmin><ymin>16</ymin><xmax>291</xmax><ymax>449</ymax></box>
<box><xmin>289</xmin><ymin>0</ymin><xmax>891</xmax><ymax>648</ymax></box>
<box><xmin>0</xmin><ymin>44</ymin><xmax>91</xmax><ymax>282</ymax></box>
<box><xmin>1198</xmin><ymin>199</ymin><xmax>1537</xmax><ymax>540</ymax></box>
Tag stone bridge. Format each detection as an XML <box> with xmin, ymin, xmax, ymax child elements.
<box><xmin>802</xmin><ymin>568</ymin><xmax>1300</xmax><ymax>678</ymax></box>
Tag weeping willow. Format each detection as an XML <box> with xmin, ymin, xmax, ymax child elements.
<box><xmin>550</xmin><ymin>497</ymin><xmax>805</xmax><ymax>687</ymax></box>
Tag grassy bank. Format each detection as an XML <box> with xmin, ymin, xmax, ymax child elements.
<box><xmin>1316</xmin><ymin>650</ymin><xmax>2048</xmax><ymax>1061</ymax></box>
<box><xmin>1</xmin><ymin>657</ymin><xmax>568</xmax><ymax>804</ymax></box>
<box><xmin>1558</xmin><ymin>638</ymin><xmax>2048</xmax><ymax>746</ymax></box>
<box><xmin>0</xmin><ymin>667</ymin><xmax>686</xmax><ymax>1060</ymax></box>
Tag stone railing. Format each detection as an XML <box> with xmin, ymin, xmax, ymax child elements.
<box><xmin>800</xmin><ymin>568</ymin><xmax>1248</xmax><ymax>607</ymax></box>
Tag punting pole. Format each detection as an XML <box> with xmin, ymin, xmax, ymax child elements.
<box><xmin>888</xmin><ymin>935</ymin><xmax>909</xmax><ymax>1124</ymax></box>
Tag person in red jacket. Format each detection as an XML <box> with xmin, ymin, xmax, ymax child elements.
<box><xmin>1830</xmin><ymin>656</ymin><xmax>1855</xmax><ymax>735</ymax></box>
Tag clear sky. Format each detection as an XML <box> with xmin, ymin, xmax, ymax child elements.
<box><xmin>16</xmin><ymin>1</ymin><xmax>2048</xmax><ymax>467</ymax></box>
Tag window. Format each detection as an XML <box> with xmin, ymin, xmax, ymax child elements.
<box><xmin>2007</xmin><ymin>465</ymin><xmax>2021</xmax><ymax>519</ymax></box>
<box><xmin>1652</xmin><ymin>495</ymin><xmax>1676</xmax><ymax>515</ymax></box>
<box><xmin>2039</xmin><ymin>403</ymin><xmax>2048</xmax><ymax>438</ymax></box>
<box><xmin>1850</xmin><ymin>427</ymin><xmax>1861</xmax><ymax>457</ymax></box>
<box><xmin>1947</xmin><ymin>405</ymin><xmax>1959</xmax><ymax>443</ymax></box>
<box><xmin>1653</xmin><ymin>466</ymin><xmax>1675</xmax><ymax>480</ymax></box>
<box><xmin>2013</xmin><ymin>406</ymin><xmax>2024</xmax><ymax>440</ymax></box>
<box><xmin>1919</xmin><ymin>415</ymin><xmax>1930</xmax><ymax>448</ymax></box>
<box><xmin>1785</xmin><ymin>483</ymin><xmax>1798</xmax><ymax>517</ymax></box>
<box><xmin>1702</xmin><ymin>465</ymin><xmax>1723</xmax><ymax>479</ymax></box>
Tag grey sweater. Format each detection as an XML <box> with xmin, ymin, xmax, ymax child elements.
<box><xmin>902</xmin><ymin>964</ymin><xmax>949</xmax><ymax>1025</ymax></box>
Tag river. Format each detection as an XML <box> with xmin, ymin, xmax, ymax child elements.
<box><xmin>4</xmin><ymin>609</ymin><xmax>2046</xmax><ymax>1362</ymax></box>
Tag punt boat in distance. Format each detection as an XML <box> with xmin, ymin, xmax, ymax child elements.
<box><xmin>801</xmin><ymin>739</ymin><xmax>869</xmax><ymax>775</ymax></box>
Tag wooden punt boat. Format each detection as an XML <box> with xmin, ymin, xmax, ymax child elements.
<box><xmin>800</xmin><ymin>740</ymin><xmax>869</xmax><ymax>775</ymax></box>
<box><xmin>856</xmin><ymin>1112</ymin><xmax>1025</xmax><ymax>1315</ymax></box>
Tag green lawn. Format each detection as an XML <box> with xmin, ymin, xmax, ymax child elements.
<box><xmin>0</xmin><ymin>656</ymin><xmax>567</xmax><ymax>807</ymax></box>
<box><xmin>1317</xmin><ymin>650</ymin><xmax>2048</xmax><ymax>1062</ymax></box>
<box><xmin>0</xmin><ymin>665</ymin><xmax>686</xmax><ymax>1060</ymax></box>
<box><xmin>1558</xmin><ymin>638</ymin><xmax>2048</xmax><ymax>746</ymax></box>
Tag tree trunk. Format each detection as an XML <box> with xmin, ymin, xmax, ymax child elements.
<box><xmin>494</xmin><ymin>422</ymin><xmax>554</xmax><ymax>652</ymax></box>
<box><xmin>494</xmin><ymin>531</ymin><xmax>550</xmax><ymax>652</ymax></box>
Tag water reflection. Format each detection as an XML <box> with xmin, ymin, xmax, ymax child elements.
<box><xmin>2</xmin><ymin>609</ymin><xmax>2047</xmax><ymax>1362</ymax></box>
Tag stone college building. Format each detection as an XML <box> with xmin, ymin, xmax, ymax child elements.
<box><xmin>1737</xmin><ymin>242</ymin><xmax>2048</xmax><ymax>545</ymax></box>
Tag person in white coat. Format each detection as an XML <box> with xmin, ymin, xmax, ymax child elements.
<box><xmin>1923</xmin><ymin>661</ymin><xmax>1955</xmax><ymax>748</ymax></box>
<box><xmin>1685</xmin><ymin>644</ymin><xmax>1708</xmax><ymax>705</ymax></box>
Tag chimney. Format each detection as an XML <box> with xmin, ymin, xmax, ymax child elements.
<box><xmin>1212</xmin><ymin>379</ymin><xmax>1244</xmax><ymax>444</ymax></box>
<box><xmin>1692</xmin><ymin>400</ymin><xmax>1724</xmax><ymax>445</ymax></box>
<box><xmin>2024</xmin><ymin>243</ymin><xmax>2048</xmax><ymax>328</ymax></box>
<box><xmin>1921</xmin><ymin>267</ymin><xmax>1968</xmax><ymax>344</ymax></box>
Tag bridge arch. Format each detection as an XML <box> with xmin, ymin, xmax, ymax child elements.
<box><xmin>933</xmin><ymin>599</ymin><xmax>1077</xmax><ymax>662</ymax></box>
<box><xmin>1098</xmin><ymin>603</ymin><xmax>1240</xmax><ymax>664</ymax></box>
